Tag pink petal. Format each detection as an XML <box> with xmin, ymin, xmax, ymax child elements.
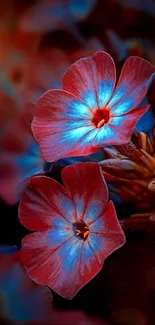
<box><xmin>32</xmin><ymin>89</ymin><xmax>91</xmax><ymax>141</ymax></box>
<box><xmin>32</xmin><ymin>89</ymin><xmax>128</xmax><ymax>162</ymax></box>
<box><xmin>38</xmin><ymin>127</ymin><xmax>101</xmax><ymax>162</ymax></box>
<box><xmin>109</xmin><ymin>56</ymin><xmax>155</xmax><ymax>115</ymax></box>
<box><xmin>109</xmin><ymin>104</ymin><xmax>150</xmax><ymax>143</ymax></box>
<box><xmin>19</xmin><ymin>175</ymin><xmax>76</xmax><ymax>231</ymax></box>
<box><xmin>86</xmin><ymin>123</ymin><xmax>134</xmax><ymax>147</ymax></box>
<box><xmin>20</xmin><ymin>231</ymin><xmax>102</xmax><ymax>299</ymax></box>
<box><xmin>89</xmin><ymin>201</ymin><xmax>126</xmax><ymax>262</ymax></box>
<box><xmin>37</xmin><ymin>123</ymin><xmax>129</xmax><ymax>162</ymax></box>
<box><xmin>32</xmin><ymin>89</ymin><xmax>99</xmax><ymax>161</ymax></box>
<box><xmin>61</xmin><ymin>162</ymin><xmax>108</xmax><ymax>224</ymax></box>
<box><xmin>63</xmin><ymin>51</ymin><xmax>116</xmax><ymax>109</ymax></box>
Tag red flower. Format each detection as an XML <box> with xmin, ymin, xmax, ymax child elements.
<box><xmin>32</xmin><ymin>51</ymin><xmax>155</xmax><ymax>162</ymax></box>
<box><xmin>19</xmin><ymin>162</ymin><xmax>125</xmax><ymax>299</ymax></box>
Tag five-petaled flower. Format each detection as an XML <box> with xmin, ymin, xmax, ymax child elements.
<box><xmin>19</xmin><ymin>162</ymin><xmax>125</xmax><ymax>299</ymax></box>
<box><xmin>32</xmin><ymin>51</ymin><xmax>155</xmax><ymax>162</ymax></box>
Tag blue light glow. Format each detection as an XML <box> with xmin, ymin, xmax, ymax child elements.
<box><xmin>98</xmin><ymin>79</ymin><xmax>114</xmax><ymax>107</ymax></box>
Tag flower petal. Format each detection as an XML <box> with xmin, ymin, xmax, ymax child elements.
<box><xmin>32</xmin><ymin>89</ymin><xmax>91</xmax><ymax>140</ymax></box>
<box><xmin>109</xmin><ymin>56</ymin><xmax>155</xmax><ymax>115</ymax></box>
<box><xmin>19</xmin><ymin>175</ymin><xmax>75</xmax><ymax>231</ymax></box>
<box><xmin>89</xmin><ymin>123</ymin><xmax>133</xmax><ymax>146</ymax></box>
<box><xmin>39</xmin><ymin>123</ymin><xmax>129</xmax><ymax>161</ymax></box>
<box><xmin>89</xmin><ymin>201</ymin><xmax>126</xmax><ymax>262</ymax></box>
<box><xmin>39</xmin><ymin>127</ymin><xmax>102</xmax><ymax>162</ymax></box>
<box><xmin>61</xmin><ymin>162</ymin><xmax>108</xmax><ymax>224</ymax></box>
<box><xmin>109</xmin><ymin>104</ymin><xmax>150</xmax><ymax>143</ymax></box>
<box><xmin>32</xmin><ymin>88</ymin><xmax>130</xmax><ymax>161</ymax></box>
<box><xmin>20</xmin><ymin>231</ymin><xmax>103</xmax><ymax>299</ymax></box>
<box><xmin>63</xmin><ymin>51</ymin><xmax>116</xmax><ymax>108</ymax></box>
<box><xmin>32</xmin><ymin>89</ymin><xmax>101</xmax><ymax>161</ymax></box>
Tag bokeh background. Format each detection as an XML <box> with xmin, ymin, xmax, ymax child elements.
<box><xmin>0</xmin><ymin>0</ymin><xmax>155</xmax><ymax>324</ymax></box>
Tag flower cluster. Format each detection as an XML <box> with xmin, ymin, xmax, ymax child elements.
<box><xmin>0</xmin><ymin>0</ymin><xmax>155</xmax><ymax>325</ymax></box>
<box><xmin>1</xmin><ymin>0</ymin><xmax>155</xmax><ymax>323</ymax></box>
<box><xmin>17</xmin><ymin>50</ymin><xmax>154</xmax><ymax>300</ymax></box>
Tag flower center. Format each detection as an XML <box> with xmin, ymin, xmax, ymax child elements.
<box><xmin>92</xmin><ymin>107</ymin><xmax>110</xmax><ymax>128</ymax></box>
<box><xmin>73</xmin><ymin>219</ymin><xmax>89</xmax><ymax>240</ymax></box>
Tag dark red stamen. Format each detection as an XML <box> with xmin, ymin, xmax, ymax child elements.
<box><xmin>92</xmin><ymin>107</ymin><xmax>110</xmax><ymax>128</ymax></box>
<box><xmin>73</xmin><ymin>219</ymin><xmax>89</xmax><ymax>240</ymax></box>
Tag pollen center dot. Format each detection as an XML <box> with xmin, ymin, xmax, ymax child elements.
<box><xmin>73</xmin><ymin>219</ymin><xmax>89</xmax><ymax>241</ymax></box>
<box><xmin>92</xmin><ymin>107</ymin><xmax>110</xmax><ymax>128</ymax></box>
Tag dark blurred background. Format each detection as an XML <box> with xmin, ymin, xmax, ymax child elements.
<box><xmin>0</xmin><ymin>1</ymin><xmax>155</xmax><ymax>324</ymax></box>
